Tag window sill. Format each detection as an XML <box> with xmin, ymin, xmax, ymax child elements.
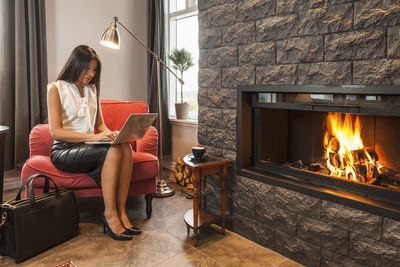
<box><xmin>169</xmin><ymin>118</ymin><xmax>198</xmax><ymax>128</ymax></box>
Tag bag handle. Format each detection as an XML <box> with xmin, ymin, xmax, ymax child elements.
<box><xmin>15</xmin><ymin>173</ymin><xmax>51</xmax><ymax>201</ymax></box>
<box><xmin>28</xmin><ymin>175</ymin><xmax>62</xmax><ymax>206</ymax></box>
<box><xmin>15</xmin><ymin>174</ymin><xmax>61</xmax><ymax>205</ymax></box>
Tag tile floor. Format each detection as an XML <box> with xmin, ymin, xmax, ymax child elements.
<box><xmin>3</xmin><ymin>169</ymin><xmax>22</xmax><ymax>191</ymax></box>
<box><xmin>0</xmin><ymin>170</ymin><xmax>302</xmax><ymax>267</ymax></box>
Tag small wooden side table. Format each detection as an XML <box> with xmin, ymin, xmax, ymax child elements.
<box><xmin>0</xmin><ymin>126</ymin><xmax>10</xmax><ymax>203</ymax></box>
<box><xmin>182</xmin><ymin>154</ymin><xmax>230</xmax><ymax>246</ymax></box>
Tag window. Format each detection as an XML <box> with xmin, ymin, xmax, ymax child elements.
<box><xmin>168</xmin><ymin>0</ymin><xmax>199</xmax><ymax>119</ymax></box>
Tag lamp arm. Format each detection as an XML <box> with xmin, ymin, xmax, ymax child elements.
<box><xmin>116</xmin><ymin>18</ymin><xmax>184</xmax><ymax>85</ymax></box>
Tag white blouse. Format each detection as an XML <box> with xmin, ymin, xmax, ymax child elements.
<box><xmin>47</xmin><ymin>80</ymin><xmax>98</xmax><ymax>134</ymax></box>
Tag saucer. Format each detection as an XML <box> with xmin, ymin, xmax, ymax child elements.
<box><xmin>188</xmin><ymin>154</ymin><xmax>207</xmax><ymax>162</ymax></box>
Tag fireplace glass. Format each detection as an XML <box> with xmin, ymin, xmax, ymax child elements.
<box><xmin>250</xmin><ymin>89</ymin><xmax>400</xmax><ymax>194</ymax></box>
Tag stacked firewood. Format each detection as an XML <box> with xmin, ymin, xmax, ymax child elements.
<box><xmin>169</xmin><ymin>157</ymin><xmax>194</xmax><ymax>189</ymax></box>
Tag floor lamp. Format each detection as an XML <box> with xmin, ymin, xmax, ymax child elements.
<box><xmin>100</xmin><ymin>17</ymin><xmax>182</xmax><ymax>197</ymax></box>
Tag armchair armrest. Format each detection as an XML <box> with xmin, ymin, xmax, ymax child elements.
<box><xmin>136</xmin><ymin>126</ymin><xmax>158</xmax><ymax>156</ymax></box>
<box><xmin>29</xmin><ymin>124</ymin><xmax>53</xmax><ymax>157</ymax></box>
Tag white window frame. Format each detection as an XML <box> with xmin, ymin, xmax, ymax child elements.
<box><xmin>167</xmin><ymin>0</ymin><xmax>198</xmax><ymax>119</ymax></box>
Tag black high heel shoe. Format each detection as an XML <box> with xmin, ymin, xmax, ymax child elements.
<box><xmin>124</xmin><ymin>225</ymin><xmax>142</xmax><ymax>235</ymax></box>
<box><xmin>101</xmin><ymin>213</ymin><xmax>132</xmax><ymax>241</ymax></box>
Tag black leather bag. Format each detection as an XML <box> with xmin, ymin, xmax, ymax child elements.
<box><xmin>0</xmin><ymin>173</ymin><xmax>79</xmax><ymax>263</ymax></box>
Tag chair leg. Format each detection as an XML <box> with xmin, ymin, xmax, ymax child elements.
<box><xmin>145</xmin><ymin>193</ymin><xmax>153</xmax><ymax>219</ymax></box>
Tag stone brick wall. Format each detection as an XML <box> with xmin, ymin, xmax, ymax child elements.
<box><xmin>197</xmin><ymin>0</ymin><xmax>400</xmax><ymax>266</ymax></box>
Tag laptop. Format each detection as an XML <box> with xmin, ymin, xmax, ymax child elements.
<box><xmin>85</xmin><ymin>113</ymin><xmax>158</xmax><ymax>145</ymax></box>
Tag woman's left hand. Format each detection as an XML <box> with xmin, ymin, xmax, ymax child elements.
<box><xmin>112</xmin><ymin>130</ymin><xmax>119</xmax><ymax>139</ymax></box>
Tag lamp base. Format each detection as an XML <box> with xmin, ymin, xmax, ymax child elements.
<box><xmin>153</xmin><ymin>179</ymin><xmax>175</xmax><ymax>197</ymax></box>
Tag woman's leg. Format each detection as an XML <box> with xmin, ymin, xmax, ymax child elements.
<box><xmin>101</xmin><ymin>144</ymin><xmax>126</xmax><ymax>234</ymax></box>
<box><xmin>116</xmin><ymin>143</ymin><xmax>134</xmax><ymax>228</ymax></box>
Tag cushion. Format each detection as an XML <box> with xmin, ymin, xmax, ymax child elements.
<box><xmin>22</xmin><ymin>151</ymin><xmax>158</xmax><ymax>187</ymax></box>
<box><xmin>132</xmin><ymin>152</ymin><xmax>159</xmax><ymax>181</ymax></box>
<box><xmin>101</xmin><ymin>101</ymin><xmax>149</xmax><ymax>131</ymax></box>
<box><xmin>22</xmin><ymin>156</ymin><xmax>98</xmax><ymax>189</ymax></box>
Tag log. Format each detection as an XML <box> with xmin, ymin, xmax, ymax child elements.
<box><xmin>170</xmin><ymin>156</ymin><xmax>194</xmax><ymax>189</ymax></box>
<box><xmin>325</xmin><ymin>135</ymin><xmax>340</xmax><ymax>153</ymax></box>
<box><xmin>176</xmin><ymin>164</ymin><xmax>182</xmax><ymax>173</ymax></box>
<box><xmin>329</xmin><ymin>151</ymin><xmax>342</xmax><ymax>169</ymax></box>
<box><xmin>186</xmin><ymin>183</ymin><xmax>194</xmax><ymax>190</ymax></box>
<box><xmin>306</xmin><ymin>163</ymin><xmax>323</xmax><ymax>172</ymax></box>
<box><xmin>327</xmin><ymin>147</ymin><xmax>383</xmax><ymax>183</ymax></box>
<box><xmin>350</xmin><ymin>148</ymin><xmax>379</xmax><ymax>163</ymax></box>
<box><xmin>290</xmin><ymin>160</ymin><xmax>304</xmax><ymax>169</ymax></box>
<box><xmin>321</xmin><ymin>146</ymin><xmax>399</xmax><ymax>190</ymax></box>
<box><xmin>378</xmin><ymin>167</ymin><xmax>400</xmax><ymax>186</ymax></box>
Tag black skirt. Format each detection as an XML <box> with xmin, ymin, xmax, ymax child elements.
<box><xmin>51</xmin><ymin>141</ymin><xmax>110</xmax><ymax>186</ymax></box>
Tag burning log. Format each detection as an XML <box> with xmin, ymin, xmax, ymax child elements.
<box><xmin>325</xmin><ymin>135</ymin><xmax>340</xmax><ymax>153</ymax></box>
<box><xmin>353</xmin><ymin>163</ymin><xmax>378</xmax><ymax>184</ymax></box>
<box><xmin>349</xmin><ymin>148</ymin><xmax>379</xmax><ymax>163</ymax></box>
<box><xmin>327</xmin><ymin>147</ymin><xmax>381</xmax><ymax>182</ymax></box>
<box><xmin>328</xmin><ymin>151</ymin><xmax>342</xmax><ymax>169</ymax></box>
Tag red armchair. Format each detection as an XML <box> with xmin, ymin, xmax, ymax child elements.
<box><xmin>21</xmin><ymin>100</ymin><xmax>158</xmax><ymax>218</ymax></box>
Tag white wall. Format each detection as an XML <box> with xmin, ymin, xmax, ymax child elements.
<box><xmin>46</xmin><ymin>0</ymin><xmax>148</xmax><ymax>101</ymax></box>
<box><xmin>171</xmin><ymin>119</ymin><xmax>198</xmax><ymax>164</ymax></box>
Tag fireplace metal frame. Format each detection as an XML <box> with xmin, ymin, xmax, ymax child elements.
<box><xmin>237</xmin><ymin>85</ymin><xmax>400</xmax><ymax>220</ymax></box>
<box><xmin>250</xmin><ymin>85</ymin><xmax>400</xmax><ymax>116</ymax></box>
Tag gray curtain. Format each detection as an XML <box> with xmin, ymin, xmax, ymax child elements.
<box><xmin>0</xmin><ymin>0</ymin><xmax>48</xmax><ymax>170</ymax></box>
<box><xmin>148</xmin><ymin>0</ymin><xmax>171</xmax><ymax>156</ymax></box>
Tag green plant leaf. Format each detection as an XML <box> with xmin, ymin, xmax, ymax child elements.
<box><xmin>167</xmin><ymin>48</ymin><xmax>195</xmax><ymax>103</ymax></box>
<box><xmin>168</xmin><ymin>48</ymin><xmax>194</xmax><ymax>76</ymax></box>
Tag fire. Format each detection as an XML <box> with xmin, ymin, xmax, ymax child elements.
<box><xmin>324</xmin><ymin>113</ymin><xmax>382</xmax><ymax>182</ymax></box>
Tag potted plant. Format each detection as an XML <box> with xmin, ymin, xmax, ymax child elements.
<box><xmin>168</xmin><ymin>48</ymin><xmax>194</xmax><ymax>120</ymax></box>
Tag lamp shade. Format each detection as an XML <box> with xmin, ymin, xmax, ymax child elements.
<box><xmin>100</xmin><ymin>21</ymin><xmax>120</xmax><ymax>49</ymax></box>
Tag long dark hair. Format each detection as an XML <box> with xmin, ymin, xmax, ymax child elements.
<box><xmin>57</xmin><ymin>45</ymin><xmax>102</xmax><ymax>95</ymax></box>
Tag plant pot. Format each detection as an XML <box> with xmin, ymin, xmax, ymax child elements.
<box><xmin>175</xmin><ymin>103</ymin><xmax>190</xmax><ymax>120</ymax></box>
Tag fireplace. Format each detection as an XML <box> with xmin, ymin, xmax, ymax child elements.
<box><xmin>238</xmin><ymin>85</ymin><xmax>400</xmax><ymax>219</ymax></box>
<box><xmin>198</xmin><ymin>0</ymin><xmax>400</xmax><ymax>264</ymax></box>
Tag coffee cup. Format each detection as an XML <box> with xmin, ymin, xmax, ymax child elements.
<box><xmin>192</xmin><ymin>146</ymin><xmax>205</xmax><ymax>159</ymax></box>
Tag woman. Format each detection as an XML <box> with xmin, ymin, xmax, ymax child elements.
<box><xmin>47</xmin><ymin>45</ymin><xmax>140</xmax><ymax>241</ymax></box>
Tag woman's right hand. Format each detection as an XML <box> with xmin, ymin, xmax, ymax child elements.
<box><xmin>93</xmin><ymin>130</ymin><xmax>115</xmax><ymax>141</ymax></box>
